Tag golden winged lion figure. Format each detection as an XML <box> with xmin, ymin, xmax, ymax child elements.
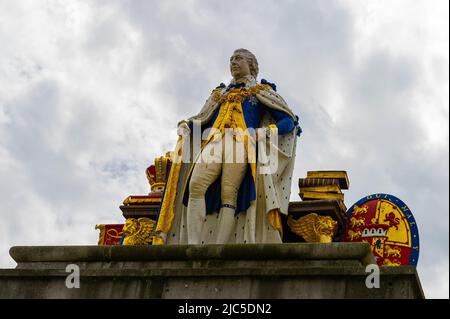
<box><xmin>287</xmin><ymin>213</ymin><xmax>338</xmax><ymax>243</ymax></box>
<box><xmin>122</xmin><ymin>217</ymin><xmax>155</xmax><ymax>246</ymax></box>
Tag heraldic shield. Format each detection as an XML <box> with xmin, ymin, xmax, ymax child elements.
<box><xmin>343</xmin><ymin>193</ymin><xmax>420</xmax><ymax>267</ymax></box>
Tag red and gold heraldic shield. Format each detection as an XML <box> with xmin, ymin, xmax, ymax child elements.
<box><xmin>95</xmin><ymin>224</ymin><xmax>124</xmax><ymax>246</ymax></box>
<box><xmin>343</xmin><ymin>194</ymin><xmax>419</xmax><ymax>267</ymax></box>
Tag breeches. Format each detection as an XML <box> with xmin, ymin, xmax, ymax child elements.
<box><xmin>189</xmin><ymin>137</ymin><xmax>248</xmax><ymax>208</ymax></box>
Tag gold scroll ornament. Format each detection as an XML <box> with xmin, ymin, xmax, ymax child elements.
<box><xmin>287</xmin><ymin>213</ymin><xmax>338</xmax><ymax>243</ymax></box>
<box><xmin>95</xmin><ymin>224</ymin><xmax>124</xmax><ymax>246</ymax></box>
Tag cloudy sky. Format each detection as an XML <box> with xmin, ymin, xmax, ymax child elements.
<box><xmin>0</xmin><ymin>0</ymin><xmax>448</xmax><ymax>298</ymax></box>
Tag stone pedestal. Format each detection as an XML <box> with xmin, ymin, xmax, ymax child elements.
<box><xmin>0</xmin><ymin>243</ymin><xmax>423</xmax><ymax>299</ymax></box>
<box><xmin>120</xmin><ymin>204</ymin><xmax>158</xmax><ymax>220</ymax></box>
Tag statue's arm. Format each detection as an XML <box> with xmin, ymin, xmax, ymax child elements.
<box><xmin>266</xmin><ymin>108</ymin><xmax>295</xmax><ymax>135</ymax></box>
<box><xmin>257</xmin><ymin>80</ymin><xmax>302</xmax><ymax>137</ymax></box>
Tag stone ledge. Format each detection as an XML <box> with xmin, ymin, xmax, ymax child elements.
<box><xmin>1</xmin><ymin>243</ymin><xmax>424</xmax><ymax>299</ymax></box>
<box><xmin>0</xmin><ymin>265</ymin><xmax>420</xmax><ymax>277</ymax></box>
<box><xmin>0</xmin><ymin>267</ymin><xmax>424</xmax><ymax>299</ymax></box>
<box><xmin>10</xmin><ymin>243</ymin><xmax>375</xmax><ymax>265</ymax></box>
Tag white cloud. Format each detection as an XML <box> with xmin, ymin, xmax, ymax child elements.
<box><xmin>419</xmin><ymin>257</ymin><xmax>449</xmax><ymax>299</ymax></box>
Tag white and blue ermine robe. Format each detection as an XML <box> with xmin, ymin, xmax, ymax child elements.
<box><xmin>154</xmin><ymin>75</ymin><xmax>302</xmax><ymax>245</ymax></box>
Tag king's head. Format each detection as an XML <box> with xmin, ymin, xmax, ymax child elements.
<box><xmin>229</xmin><ymin>48</ymin><xmax>259</xmax><ymax>82</ymax></box>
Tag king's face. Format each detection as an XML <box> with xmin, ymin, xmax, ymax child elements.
<box><xmin>230</xmin><ymin>52</ymin><xmax>251</xmax><ymax>80</ymax></box>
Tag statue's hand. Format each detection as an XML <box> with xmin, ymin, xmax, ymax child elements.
<box><xmin>256</xmin><ymin>124</ymin><xmax>277</xmax><ymax>141</ymax></box>
<box><xmin>177</xmin><ymin>122</ymin><xmax>191</xmax><ymax>137</ymax></box>
<box><xmin>266</xmin><ymin>124</ymin><xmax>278</xmax><ymax>138</ymax></box>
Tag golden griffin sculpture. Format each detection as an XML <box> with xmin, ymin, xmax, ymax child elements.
<box><xmin>287</xmin><ymin>213</ymin><xmax>338</xmax><ymax>243</ymax></box>
<box><xmin>122</xmin><ymin>217</ymin><xmax>155</xmax><ymax>246</ymax></box>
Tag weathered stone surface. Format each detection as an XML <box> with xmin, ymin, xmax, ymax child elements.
<box><xmin>0</xmin><ymin>243</ymin><xmax>424</xmax><ymax>299</ymax></box>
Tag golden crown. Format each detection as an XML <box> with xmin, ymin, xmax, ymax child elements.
<box><xmin>146</xmin><ymin>152</ymin><xmax>172</xmax><ymax>193</ymax></box>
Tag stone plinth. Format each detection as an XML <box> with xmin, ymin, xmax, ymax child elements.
<box><xmin>0</xmin><ymin>243</ymin><xmax>424</xmax><ymax>299</ymax></box>
<box><xmin>120</xmin><ymin>204</ymin><xmax>159</xmax><ymax>220</ymax></box>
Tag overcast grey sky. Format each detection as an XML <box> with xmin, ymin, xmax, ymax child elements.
<box><xmin>0</xmin><ymin>0</ymin><xmax>448</xmax><ymax>298</ymax></box>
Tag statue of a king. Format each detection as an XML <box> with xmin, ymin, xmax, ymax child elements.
<box><xmin>153</xmin><ymin>48</ymin><xmax>301</xmax><ymax>245</ymax></box>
